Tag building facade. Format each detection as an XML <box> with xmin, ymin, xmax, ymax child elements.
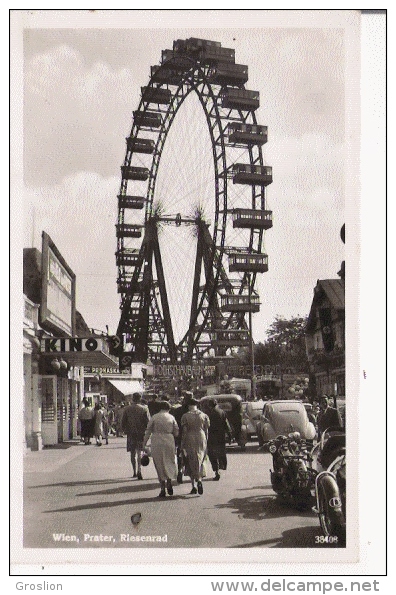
<box><xmin>305</xmin><ymin>278</ymin><xmax>345</xmax><ymax>399</ymax></box>
<box><xmin>22</xmin><ymin>234</ymin><xmax>142</xmax><ymax>450</ymax></box>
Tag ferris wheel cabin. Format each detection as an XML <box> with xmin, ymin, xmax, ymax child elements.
<box><xmin>220</xmin><ymin>294</ymin><xmax>261</xmax><ymax>313</ymax></box>
<box><xmin>121</xmin><ymin>166</ymin><xmax>150</xmax><ymax>181</ymax></box>
<box><xmin>115</xmin><ymin>249</ymin><xmax>141</xmax><ymax>267</ymax></box>
<box><xmin>161</xmin><ymin>50</ymin><xmax>192</xmax><ymax>69</ymax></box>
<box><xmin>233</xmin><ymin>164</ymin><xmax>273</xmax><ymax>185</ymax></box>
<box><xmin>208</xmin><ymin>63</ymin><xmax>249</xmax><ymax>86</ymax></box>
<box><xmin>126</xmin><ymin>137</ymin><xmax>155</xmax><ymax>154</ymax></box>
<box><xmin>150</xmin><ymin>65</ymin><xmax>184</xmax><ymax>86</ymax></box>
<box><xmin>173</xmin><ymin>38</ymin><xmax>221</xmax><ymax>52</ymax></box>
<box><xmin>228</xmin><ymin>252</ymin><xmax>269</xmax><ymax>273</ymax></box>
<box><xmin>198</xmin><ymin>46</ymin><xmax>236</xmax><ymax>65</ymax></box>
<box><xmin>133</xmin><ymin>110</ymin><xmax>162</xmax><ymax>129</ymax></box>
<box><xmin>211</xmin><ymin>329</ymin><xmax>250</xmax><ymax>347</ymax></box>
<box><xmin>232</xmin><ymin>208</ymin><xmax>273</xmax><ymax>230</ymax></box>
<box><xmin>228</xmin><ymin>123</ymin><xmax>268</xmax><ymax>146</ymax></box>
<box><xmin>141</xmin><ymin>86</ymin><xmax>172</xmax><ymax>105</ymax></box>
<box><xmin>222</xmin><ymin>89</ymin><xmax>260</xmax><ymax>111</ymax></box>
<box><xmin>118</xmin><ymin>195</ymin><xmax>145</xmax><ymax>209</ymax></box>
<box><xmin>116</xmin><ymin>224</ymin><xmax>143</xmax><ymax>238</ymax></box>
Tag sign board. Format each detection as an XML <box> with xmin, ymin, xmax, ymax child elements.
<box><xmin>41</xmin><ymin>337</ymin><xmax>108</xmax><ymax>353</ymax></box>
<box><xmin>40</xmin><ymin>336</ymin><xmax>118</xmax><ymax>367</ymax></box>
<box><xmin>40</xmin><ymin>232</ymin><xmax>76</xmax><ymax>336</ymax></box>
<box><xmin>84</xmin><ymin>366</ymin><xmax>120</xmax><ymax>375</ymax></box>
<box><xmin>153</xmin><ymin>364</ymin><xmax>216</xmax><ymax>378</ymax></box>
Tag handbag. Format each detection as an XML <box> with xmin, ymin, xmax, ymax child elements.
<box><xmin>141</xmin><ymin>453</ymin><xmax>150</xmax><ymax>467</ymax></box>
<box><xmin>141</xmin><ymin>445</ymin><xmax>151</xmax><ymax>466</ymax></box>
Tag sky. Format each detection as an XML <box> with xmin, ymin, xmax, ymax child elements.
<box><xmin>20</xmin><ymin>10</ymin><xmax>356</xmax><ymax>342</ymax></box>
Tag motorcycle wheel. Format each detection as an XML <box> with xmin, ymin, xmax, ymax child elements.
<box><xmin>317</xmin><ymin>480</ymin><xmax>346</xmax><ymax>545</ymax></box>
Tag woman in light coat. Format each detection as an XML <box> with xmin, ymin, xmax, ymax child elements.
<box><xmin>93</xmin><ymin>403</ymin><xmax>104</xmax><ymax>446</ymax></box>
<box><xmin>143</xmin><ymin>401</ymin><xmax>179</xmax><ymax>497</ymax></box>
<box><xmin>181</xmin><ymin>398</ymin><xmax>210</xmax><ymax>495</ymax></box>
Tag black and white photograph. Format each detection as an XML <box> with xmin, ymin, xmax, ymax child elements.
<box><xmin>11</xmin><ymin>8</ymin><xmax>386</xmax><ymax>578</ymax></box>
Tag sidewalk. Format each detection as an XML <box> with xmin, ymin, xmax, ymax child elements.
<box><xmin>20</xmin><ymin>438</ymin><xmax>320</xmax><ymax>552</ymax></box>
<box><xmin>24</xmin><ymin>439</ymin><xmax>88</xmax><ymax>474</ymax></box>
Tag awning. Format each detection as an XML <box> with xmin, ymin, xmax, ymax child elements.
<box><xmin>106</xmin><ymin>378</ymin><xmax>144</xmax><ymax>396</ymax></box>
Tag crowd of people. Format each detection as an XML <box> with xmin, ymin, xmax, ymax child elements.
<box><xmin>78</xmin><ymin>390</ymin><xmax>343</xmax><ymax>498</ymax></box>
<box><xmin>78</xmin><ymin>391</ymin><xmax>232</xmax><ymax>498</ymax></box>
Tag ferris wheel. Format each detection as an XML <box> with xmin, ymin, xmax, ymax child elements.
<box><xmin>116</xmin><ymin>38</ymin><xmax>273</xmax><ymax>364</ymax></box>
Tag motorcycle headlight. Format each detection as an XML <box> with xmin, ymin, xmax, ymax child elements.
<box><xmin>269</xmin><ymin>444</ymin><xmax>277</xmax><ymax>454</ymax></box>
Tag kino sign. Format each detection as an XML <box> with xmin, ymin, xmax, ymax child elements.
<box><xmin>41</xmin><ymin>337</ymin><xmax>104</xmax><ymax>353</ymax></box>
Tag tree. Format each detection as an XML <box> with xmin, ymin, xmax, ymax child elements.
<box><xmin>265</xmin><ymin>315</ymin><xmax>309</xmax><ymax>371</ymax></box>
<box><xmin>246</xmin><ymin>315</ymin><xmax>308</xmax><ymax>372</ymax></box>
<box><xmin>236</xmin><ymin>315</ymin><xmax>310</xmax><ymax>372</ymax></box>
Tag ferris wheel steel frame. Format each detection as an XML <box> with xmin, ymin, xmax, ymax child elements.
<box><xmin>116</xmin><ymin>41</ymin><xmax>272</xmax><ymax>364</ymax></box>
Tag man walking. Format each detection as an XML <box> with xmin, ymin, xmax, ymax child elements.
<box><xmin>317</xmin><ymin>395</ymin><xmax>342</xmax><ymax>438</ymax></box>
<box><xmin>78</xmin><ymin>397</ymin><xmax>94</xmax><ymax>445</ymax></box>
<box><xmin>115</xmin><ymin>402</ymin><xmax>125</xmax><ymax>437</ymax></box>
<box><xmin>147</xmin><ymin>393</ymin><xmax>162</xmax><ymax>416</ymax></box>
<box><xmin>122</xmin><ymin>393</ymin><xmax>150</xmax><ymax>479</ymax></box>
<box><xmin>206</xmin><ymin>399</ymin><xmax>232</xmax><ymax>481</ymax></box>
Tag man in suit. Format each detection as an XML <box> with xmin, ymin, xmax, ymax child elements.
<box><xmin>317</xmin><ymin>395</ymin><xmax>342</xmax><ymax>438</ymax></box>
<box><xmin>122</xmin><ymin>393</ymin><xmax>150</xmax><ymax>479</ymax></box>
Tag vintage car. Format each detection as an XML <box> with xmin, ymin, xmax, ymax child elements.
<box><xmin>240</xmin><ymin>400</ymin><xmax>265</xmax><ymax>443</ymax></box>
<box><xmin>256</xmin><ymin>399</ymin><xmax>316</xmax><ymax>446</ymax></box>
<box><xmin>199</xmin><ymin>394</ymin><xmax>244</xmax><ymax>446</ymax></box>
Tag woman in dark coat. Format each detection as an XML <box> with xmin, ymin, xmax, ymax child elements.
<box><xmin>206</xmin><ymin>399</ymin><xmax>232</xmax><ymax>481</ymax></box>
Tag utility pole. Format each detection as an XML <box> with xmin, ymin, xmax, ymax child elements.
<box><xmin>248</xmin><ymin>274</ymin><xmax>256</xmax><ymax>400</ymax></box>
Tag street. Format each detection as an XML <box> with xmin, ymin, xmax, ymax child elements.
<box><xmin>23</xmin><ymin>437</ymin><xmax>331</xmax><ymax>549</ymax></box>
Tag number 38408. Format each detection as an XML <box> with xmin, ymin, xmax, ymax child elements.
<box><xmin>315</xmin><ymin>535</ymin><xmax>339</xmax><ymax>544</ymax></box>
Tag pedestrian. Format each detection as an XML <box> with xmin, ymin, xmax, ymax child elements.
<box><xmin>147</xmin><ymin>393</ymin><xmax>162</xmax><ymax>416</ymax></box>
<box><xmin>171</xmin><ymin>390</ymin><xmax>194</xmax><ymax>483</ymax></box>
<box><xmin>101</xmin><ymin>402</ymin><xmax>109</xmax><ymax>445</ymax></box>
<box><xmin>93</xmin><ymin>402</ymin><xmax>104</xmax><ymax>446</ymax></box>
<box><xmin>317</xmin><ymin>395</ymin><xmax>342</xmax><ymax>438</ymax></box>
<box><xmin>143</xmin><ymin>401</ymin><xmax>179</xmax><ymax>498</ymax></box>
<box><xmin>78</xmin><ymin>397</ymin><xmax>94</xmax><ymax>445</ymax></box>
<box><xmin>115</xmin><ymin>402</ymin><xmax>125</xmax><ymax>437</ymax></box>
<box><xmin>181</xmin><ymin>398</ymin><xmax>210</xmax><ymax>495</ymax></box>
<box><xmin>122</xmin><ymin>393</ymin><xmax>150</xmax><ymax>479</ymax></box>
<box><xmin>206</xmin><ymin>399</ymin><xmax>232</xmax><ymax>481</ymax></box>
<box><xmin>107</xmin><ymin>405</ymin><xmax>116</xmax><ymax>435</ymax></box>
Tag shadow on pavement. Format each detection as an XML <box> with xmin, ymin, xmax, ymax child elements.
<box><xmin>27</xmin><ymin>478</ymin><xmax>152</xmax><ymax>489</ymax></box>
<box><xmin>42</xmin><ymin>441</ymin><xmax>82</xmax><ymax>449</ymax></box>
<box><xmin>44</xmin><ymin>493</ymin><xmax>196</xmax><ymax>513</ymax></box>
<box><xmin>77</xmin><ymin>482</ymin><xmax>161</xmax><ymax>497</ymax></box>
<box><xmin>272</xmin><ymin>525</ymin><xmax>344</xmax><ymax>548</ymax></box>
<box><xmin>215</xmin><ymin>493</ymin><xmax>317</xmax><ymax>522</ymax></box>
<box><xmin>235</xmin><ymin>485</ymin><xmax>272</xmax><ymax>491</ymax></box>
<box><xmin>229</xmin><ymin>525</ymin><xmax>342</xmax><ymax>549</ymax></box>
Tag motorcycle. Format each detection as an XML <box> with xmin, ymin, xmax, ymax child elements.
<box><xmin>268</xmin><ymin>432</ymin><xmax>317</xmax><ymax>511</ymax></box>
<box><xmin>312</xmin><ymin>427</ymin><xmax>346</xmax><ymax>545</ymax></box>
